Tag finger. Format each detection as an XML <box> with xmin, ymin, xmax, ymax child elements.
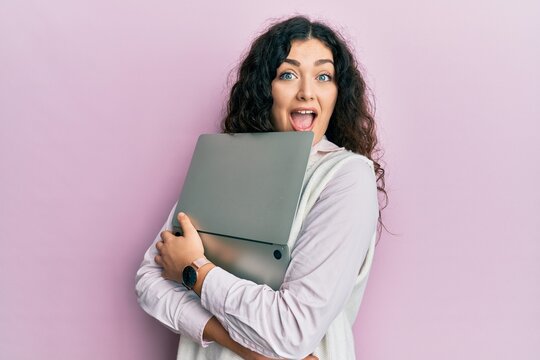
<box><xmin>154</xmin><ymin>254</ymin><xmax>163</xmax><ymax>265</ymax></box>
<box><xmin>155</xmin><ymin>241</ymin><xmax>163</xmax><ymax>251</ymax></box>
<box><xmin>178</xmin><ymin>212</ymin><xmax>197</xmax><ymax>236</ymax></box>
<box><xmin>160</xmin><ymin>230</ymin><xmax>174</xmax><ymax>243</ymax></box>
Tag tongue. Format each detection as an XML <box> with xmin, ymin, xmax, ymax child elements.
<box><xmin>291</xmin><ymin>113</ymin><xmax>314</xmax><ymax>130</ymax></box>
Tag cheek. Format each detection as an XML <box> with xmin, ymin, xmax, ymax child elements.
<box><xmin>271</xmin><ymin>84</ymin><xmax>287</xmax><ymax>108</ymax></box>
<box><xmin>271</xmin><ymin>84</ymin><xmax>290</xmax><ymax>124</ymax></box>
<box><xmin>322</xmin><ymin>88</ymin><xmax>338</xmax><ymax>114</ymax></box>
<box><xmin>271</xmin><ymin>107</ymin><xmax>287</xmax><ymax>131</ymax></box>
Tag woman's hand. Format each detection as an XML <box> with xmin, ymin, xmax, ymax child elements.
<box><xmin>155</xmin><ymin>212</ymin><xmax>205</xmax><ymax>283</ymax></box>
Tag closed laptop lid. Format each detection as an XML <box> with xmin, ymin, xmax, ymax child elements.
<box><xmin>173</xmin><ymin>131</ymin><xmax>313</xmax><ymax>245</ymax></box>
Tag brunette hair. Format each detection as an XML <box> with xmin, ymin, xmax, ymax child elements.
<box><xmin>222</xmin><ymin>15</ymin><xmax>388</xmax><ymax>237</ymax></box>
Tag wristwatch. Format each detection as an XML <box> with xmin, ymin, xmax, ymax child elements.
<box><xmin>182</xmin><ymin>257</ymin><xmax>211</xmax><ymax>290</ymax></box>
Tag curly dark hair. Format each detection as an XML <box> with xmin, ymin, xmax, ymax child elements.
<box><xmin>222</xmin><ymin>15</ymin><xmax>388</xmax><ymax>238</ymax></box>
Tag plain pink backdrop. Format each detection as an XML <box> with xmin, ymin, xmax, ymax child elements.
<box><xmin>1</xmin><ymin>1</ymin><xmax>539</xmax><ymax>359</ymax></box>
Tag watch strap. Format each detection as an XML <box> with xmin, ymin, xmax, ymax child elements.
<box><xmin>191</xmin><ymin>257</ymin><xmax>211</xmax><ymax>270</ymax></box>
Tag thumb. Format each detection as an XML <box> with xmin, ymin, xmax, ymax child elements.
<box><xmin>178</xmin><ymin>212</ymin><xmax>197</xmax><ymax>236</ymax></box>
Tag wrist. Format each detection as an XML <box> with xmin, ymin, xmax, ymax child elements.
<box><xmin>192</xmin><ymin>261</ymin><xmax>216</xmax><ymax>297</ymax></box>
<box><xmin>181</xmin><ymin>257</ymin><xmax>212</xmax><ymax>289</ymax></box>
<box><xmin>181</xmin><ymin>252</ymin><xmax>205</xmax><ymax>272</ymax></box>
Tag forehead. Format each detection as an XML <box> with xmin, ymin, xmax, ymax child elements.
<box><xmin>286</xmin><ymin>38</ymin><xmax>334</xmax><ymax>63</ymax></box>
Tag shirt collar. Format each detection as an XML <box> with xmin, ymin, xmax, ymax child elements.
<box><xmin>311</xmin><ymin>135</ymin><xmax>344</xmax><ymax>154</ymax></box>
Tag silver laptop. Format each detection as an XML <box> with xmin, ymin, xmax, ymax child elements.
<box><xmin>171</xmin><ymin>132</ymin><xmax>313</xmax><ymax>290</ymax></box>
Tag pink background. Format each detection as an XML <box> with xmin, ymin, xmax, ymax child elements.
<box><xmin>1</xmin><ymin>1</ymin><xmax>539</xmax><ymax>359</ymax></box>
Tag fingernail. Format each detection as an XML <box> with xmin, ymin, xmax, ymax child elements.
<box><xmin>179</xmin><ymin>212</ymin><xmax>185</xmax><ymax>218</ymax></box>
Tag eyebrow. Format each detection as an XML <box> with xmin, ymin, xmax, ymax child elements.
<box><xmin>283</xmin><ymin>58</ymin><xmax>334</xmax><ymax>66</ymax></box>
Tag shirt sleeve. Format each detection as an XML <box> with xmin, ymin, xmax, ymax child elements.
<box><xmin>200</xmin><ymin>156</ymin><xmax>379</xmax><ymax>359</ymax></box>
<box><xmin>135</xmin><ymin>203</ymin><xmax>214</xmax><ymax>347</ymax></box>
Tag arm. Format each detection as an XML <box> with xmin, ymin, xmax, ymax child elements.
<box><xmin>203</xmin><ymin>317</ymin><xmax>269</xmax><ymax>359</ymax></box>
<box><xmin>135</xmin><ymin>203</ymin><xmax>215</xmax><ymax>345</ymax></box>
<box><xmin>136</xmin><ymin>204</ymin><xmax>298</xmax><ymax>359</ymax></box>
<box><xmin>203</xmin><ymin>317</ymin><xmax>319</xmax><ymax>360</ymax></box>
<box><xmin>137</xmin><ymin>206</ymin><xmax>319</xmax><ymax>359</ymax></box>
<box><xmin>199</xmin><ymin>157</ymin><xmax>379</xmax><ymax>358</ymax></box>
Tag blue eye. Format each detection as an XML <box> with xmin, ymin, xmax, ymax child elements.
<box><xmin>317</xmin><ymin>74</ymin><xmax>332</xmax><ymax>82</ymax></box>
<box><xmin>279</xmin><ymin>72</ymin><xmax>296</xmax><ymax>80</ymax></box>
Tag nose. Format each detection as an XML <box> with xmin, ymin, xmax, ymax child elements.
<box><xmin>296</xmin><ymin>78</ymin><xmax>314</xmax><ymax>101</ymax></box>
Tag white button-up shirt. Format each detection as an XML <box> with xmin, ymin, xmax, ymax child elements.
<box><xmin>135</xmin><ymin>135</ymin><xmax>379</xmax><ymax>358</ymax></box>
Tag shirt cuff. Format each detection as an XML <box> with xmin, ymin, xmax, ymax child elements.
<box><xmin>200</xmin><ymin>266</ymin><xmax>242</xmax><ymax>326</ymax></box>
<box><xmin>178</xmin><ymin>290</ymin><xmax>215</xmax><ymax>347</ymax></box>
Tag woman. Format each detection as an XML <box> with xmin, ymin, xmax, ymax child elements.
<box><xmin>136</xmin><ymin>15</ymin><xmax>387</xmax><ymax>359</ymax></box>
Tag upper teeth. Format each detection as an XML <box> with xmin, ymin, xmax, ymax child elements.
<box><xmin>295</xmin><ymin>110</ymin><xmax>315</xmax><ymax>114</ymax></box>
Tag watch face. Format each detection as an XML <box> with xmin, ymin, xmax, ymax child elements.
<box><xmin>182</xmin><ymin>266</ymin><xmax>197</xmax><ymax>289</ymax></box>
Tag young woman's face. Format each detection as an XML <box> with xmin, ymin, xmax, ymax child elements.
<box><xmin>271</xmin><ymin>38</ymin><xmax>338</xmax><ymax>145</ymax></box>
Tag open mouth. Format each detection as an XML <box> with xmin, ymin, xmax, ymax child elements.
<box><xmin>290</xmin><ymin>109</ymin><xmax>317</xmax><ymax>131</ymax></box>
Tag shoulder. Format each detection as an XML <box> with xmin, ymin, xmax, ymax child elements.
<box><xmin>320</xmin><ymin>151</ymin><xmax>377</xmax><ymax>199</ymax></box>
<box><xmin>331</xmin><ymin>152</ymin><xmax>376</xmax><ymax>186</ymax></box>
